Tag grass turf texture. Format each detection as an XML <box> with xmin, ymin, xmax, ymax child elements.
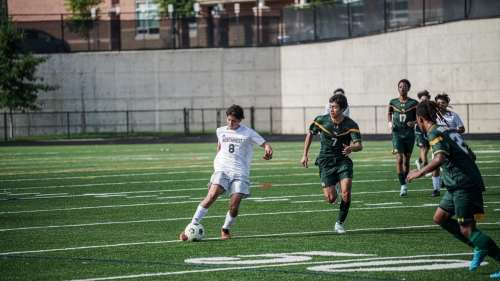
<box><xmin>1</xmin><ymin>140</ymin><xmax>499</xmax><ymax>281</ymax></box>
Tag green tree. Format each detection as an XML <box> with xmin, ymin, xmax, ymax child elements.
<box><xmin>155</xmin><ymin>0</ymin><xmax>196</xmax><ymax>18</ymax></box>
<box><xmin>65</xmin><ymin>0</ymin><xmax>103</xmax><ymax>50</ymax></box>
<box><xmin>0</xmin><ymin>17</ymin><xmax>58</xmax><ymax>138</ymax></box>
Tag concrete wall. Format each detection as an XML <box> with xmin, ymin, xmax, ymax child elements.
<box><xmin>280</xmin><ymin>17</ymin><xmax>500</xmax><ymax>134</ymax></box>
<box><xmin>13</xmin><ymin>17</ymin><xmax>500</xmax><ymax>136</ymax></box>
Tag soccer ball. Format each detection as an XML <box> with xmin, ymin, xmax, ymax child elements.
<box><xmin>184</xmin><ymin>223</ymin><xmax>205</xmax><ymax>241</ymax></box>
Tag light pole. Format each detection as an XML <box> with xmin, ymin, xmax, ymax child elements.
<box><xmin>194</xmin><ymin>2</ymin><xmax>200</xmax><ymax>47</ymax></box>
<box><xmin>234</xmin><ymin>3</ymin><xmax>240</xmax><ymax>45</ymax></box>
<box><xmin>168</xmin><ymin>4</ymin><xmax>175</xmax><ymax>49</ymax></box>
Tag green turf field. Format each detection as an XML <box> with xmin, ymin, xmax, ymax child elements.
<box><xmin>1</xmin><ymin>140</ymin><xmax>499</xmax><ymax>280</ymax></box>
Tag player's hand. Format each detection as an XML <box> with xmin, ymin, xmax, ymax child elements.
<box><xmin>342</xmin><ymin>144</ymin><xmax>352</xmax><ymax>156</ymax></box>
<box><xmin>262</xmin><ymin>153</ymin><xmax>272</xmax><ymax>160</ymax></box>
<box><xmin>301</xmin><ymin>156</ymin><xmax>308</xmax><ymax>168</ymax></box>
<box><xmin>407</xmin><ymin>121</ymin><xmax>415</xmax><ymax>127</ymax></box>
<box><xmin>262</xmin><ymin>144</ymin><xmax>273</xmax><ymax>160</ymax></box>
<box><xmin>406</xmin><ymin>169</ymin><xmax>422</xmax><ymax>183</ymax></box>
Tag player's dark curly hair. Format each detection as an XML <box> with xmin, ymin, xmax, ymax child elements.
<box><xmin>435</xmin><ymin>92</ymin><xmax>450</xmax><ymax>104</ymax></box>
<box><xmin>329</xmin><ymin>93</ymin><xmax>348</xmax><ymax>111</ymax></box>
<box><xmin>226</xmin><ymin>104</ymin><xmax>245</xmax><ymax>120</ymax></box>
<box><xmin>417</xmin><ymin>90</ymin><xmax>431</xmax><ymax>100</ymax></box>
<box><xmin>398</xmin><ymin>79</ymin><xmax>411</xmax><ymax>90</ymax></box>
<box><xmin>416</xmin><ymin>99</ymin><xmax>451</xmax><ymax>127</ymax></box>
<box><xmin>333</xmin><ymin>88</ymin><xmax>345</xmax><ymax>95</ymax></box>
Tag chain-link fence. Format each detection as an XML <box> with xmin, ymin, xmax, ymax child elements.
<box><xmin>2</xmin><ymin>103</ymin><xmax>499</xmax><ymax>141</ymax></box>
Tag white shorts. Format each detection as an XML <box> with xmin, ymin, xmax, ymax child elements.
<box><xmin>208</xmin><ymin>171</ymin><xmax>251</xmax><ymax>199</ymax></box>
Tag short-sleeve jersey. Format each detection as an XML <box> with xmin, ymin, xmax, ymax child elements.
<box><xmin>213</xmin><ymin>125</ymin><xmax>266</xmax><ymax>177</ymax></box>
<box><xmin>437</xmin><ymin>110</ymin><xmax>464</xmax><ymax>130</ymax></box>
<box><xmin>388</xmin><ymin>97</ymin><xmax>419</xmax><ymax>138</ymax></box>
<box><xmin>323</xmin><ymin>104</ymin><xmax>350</xmax><ymax>117</ymax></box>
<box><xmin>309</xmin><ymin>115</ymin><xmax>361</xmax><ymax>160</ymax></box>
<box><xmin>428</xmin><ymin>125</ymin><xmax>485</xmax><ymax>193</ymax></box>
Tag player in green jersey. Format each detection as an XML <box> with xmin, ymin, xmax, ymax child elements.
<box><xmin>407</xmin><ymin>99</ymin><xmax>500</xmax><ymax>278</ymax></box>
<box><xmin>387</xmin><ymin>79</ymin><xmax>419</xmax><ymax>196</ymax></box>
<box><xmin>301</xmin><ymin>94</ymin><xmax>363</xmax><ymax>234</ymax></box>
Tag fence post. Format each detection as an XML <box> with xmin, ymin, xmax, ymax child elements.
<box><xmin>183</xmin><ymin>107</ymin><xmax>189</xmax><ymax>136</ymax></box>
<box><xmin>467</xmin><ymin>104</ymin><xmax>470</xmax><ymax>134</ymax></box>
<box><xmin>313</xmin><ymin>5</ymin><xmax>317</xmax><ymax>42</ymax></box>
<box><xmin>3</xmin><ymin>111</ymin><xmax>6</xmax><ymax>142</ymax></box>
<box><xmin>202</xmin><ymin>109</ymin><xmax>205</xmax><ymax>134</ymax></box>
<box><xmin>374</xmin><ymin>106</ymin><xmax>378</xmax><ymax>134</ymax></box>
<box><xmin>269</xmin><ymin>106</ymin><xmax>273</xmax><ymax>135</ymax></box>
<box><xmin>216</xmin><ymin>109</ymin><xmax>221</xmax><ymax>128</ymax></box>
<box><xmin>384</xmin><ymin>0</ymin><xmax>387</xmax><ymax>32</ymax></box>
<box><xmin>126</xmin><ymin>110</ymin><xmax>129</xmax><ymax>138</ymax></box>
<box><xmin>67</xmin><ymin>112</ymin><xmax>70</xmax><ymax>139</ymax></box>
<box><xmin>250</xmin><ymin>106</ymin><xmax>255</xmax><ymax>129</ymax></box>
<box><xmin>422</xmin><ymin>0</ymin><xmax>425</xmax><ymax>26</ymax></box>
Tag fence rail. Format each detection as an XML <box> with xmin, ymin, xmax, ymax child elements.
<box><xmin>9</xmin><ymin>0</ymin><xmax>500</xmax><ymax>53</ymax></box>
<box><xmin>2</xmin><ymin>103</ymin><xmax>499</xmax><ymax>141</ymax></box>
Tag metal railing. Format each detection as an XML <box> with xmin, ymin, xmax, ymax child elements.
<box><xmin>8</xmin><ymin>0</ymin><xmax>500</xmax><ymax>53</ymax></box>
<box><xmin>2</xmin><ymin>103</ymin><xmax>499</xmax><ymax>141</ymax></box>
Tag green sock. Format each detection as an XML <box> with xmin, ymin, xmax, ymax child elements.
<box><xmin>337</xmin><ymin>200</ymin><xmax>351</xmax><ymax>223</ymax></box>
<box><xmin>423</xmin><ymin>162</ymin><xmax>428</xmax><ymax>167</ymax></box>
<box><xmin>398</xmin><ymin>173</ymin><xmax>406</xmax><ymax>186</ymax></box>
<box><xmin>441</xmin><ymin>219</ymin><xmax>475</xmax><ymax>247</ymax></box>
<box><xmin>404</xmin><ymin>171</ymin><xmax>409</xmax><ymax>180</ymax></box>
<box><xmin>469</xmin><ymin>230</ymin><xmax>500</xmax><ymax>260</ymax></box>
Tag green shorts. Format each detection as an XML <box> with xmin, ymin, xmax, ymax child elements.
<box><xmin>315</xmin><ymin>157</ymin><xmax>353</xmax><ymax>188</ymax></box>
<box><xmin>415</xmin><ymin>134</ymin><xmax>429</xmax><ymax>148</ymax></box>
<box><xmin>439</xmin><ymin>190</ymin><xmax>485</xmax><ymax>224</ymax></box>
<box><xmin>391</xmin><ymin>133</ymin><xmax>415</xmax><ymax>156</ymax></box>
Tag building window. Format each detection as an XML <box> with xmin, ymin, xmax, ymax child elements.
<box><xmin>136</xmin><ymin>1</ymin><xmax>160</xmax><ymax>38</ymax></box>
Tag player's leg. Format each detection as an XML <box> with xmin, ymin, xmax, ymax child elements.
<box><xmin>431</xmin><ymin>169</ymin><xmax>441</xmax><ymax>196</ymax></box>
<box><xmin>221</xmin><ymin>178</ymin><xmax>250</xmax><ymax>239</ymax></box>
<box><xmin>454</xmin><ymin>191</ymin><xmax>500</xmax><ymax>271</ymax></box>
<box><xmin>334</xmin><ymin>160</ymin><xmax>353</xmax><ymax>234</ymax></box>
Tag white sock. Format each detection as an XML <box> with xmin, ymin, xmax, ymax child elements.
<box><xmin>401</xmin><ymin>184</ymin><xmax>407</xmax><ymax>190</ymax></box>
<box><xmin>432</xmin><ymin>176</ymin><xmax>440</xmax><ymax>191</ymax></box>
<box><xmin>191</xmin><ymin>205</ymin><xmax>209</xmax><ymax>224</ymax></box>
<box><xmin>222</xmin><ymin>211</ymin><xmax>236</xmax><ymax>229</ymax></box>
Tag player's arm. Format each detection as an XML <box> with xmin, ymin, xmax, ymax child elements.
<box><xmin>456</xmin><ymin>126</ymin><xmax>465</xmax><ymax>134</ymax></box>
<box><xmin>260</xmin><ymin>142</ymin><xmax>273</xmax><ymax>160</ymax></box>
<box><xmin>301</xmin><ymin>133</ymin><xmax>314</xmax><ymax>168</ymax></box>
<box><xmin>387</xmin><ymin>112</ymin><xmax>395</xmax><ymax>131</ymax></box>
<box><xmin>217</xmin><ymin>142</ymin><xmax>221</xmax><ymax>153</ymax></box>
<box><xmin>342</xmin><ymin>141</ymin><xmax>362</xmax><ymax>156</ymax></box>
<box><xmin>407</xmin><ymin>153</ymin><xmax>445</xmax><ymax>182</ymax></box>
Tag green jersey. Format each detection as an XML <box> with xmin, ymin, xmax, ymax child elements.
<box><xmin>309</xmin><ymin>115</ymin><xmax>362</xmax><ymax>160</ymax></box>
<box><xmin>428</xmin><ymin>125</ymin><xmax>485</xmax><ymax>193</ymax></box>
<box><xmin>388</xmin><ymin>97</ymin><xmax>418</xmax><ymax>138</ymax></box>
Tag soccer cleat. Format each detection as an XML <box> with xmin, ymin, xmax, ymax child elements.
<box><xmin>431</xmin><ymin>190</ymin><xmax>441</xmax><ymax>197</ymax></box>
<box><xmin>334</xmin><ymin>222</ymin><xmax>347</xmax><ymax>234</ymax></box>
<box><xmin>415</xmin><ymin>159</ymin><xmax>422</xmax><ymax>170</ymax></box>
<box><xmin>491</xmin><ymin>271</ymin><xmax>500</xmax><ymax>278</ymax></box>
<box><xmin>469</xmin><ymin>249</ymin><xmax>487</xmax><ymax>271</ymax></box>
<box><xmin>221</xmin><ymin>228</ymin><xmax>231</xmax><ymax>239</ymax></box>
<box><xmin>179</xmin><ymin>231</ymin><xmax>188</xmax><ymax>241</ymax></box>
<box><xmin>400</xmin><ymin>189</ymin><xmax>408</xmax><ymax>196</ymax></box>
<box><xmin>333</xmin><ymin>183</ymin><xmax>339</xmax><ymax>204</ymax></box>
<box><xmin>425</xmin><ymin>172</ymin><xmax>432</xmax><ymax>177</ymax></box>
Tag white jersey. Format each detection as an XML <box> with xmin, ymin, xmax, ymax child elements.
<box><xmin>213</xmin><ymin>125</ymin><xmax>266</xmax><ymax>177</ymax></box>
<box><xmin>323</xmin><ymin>104</ymin><xmax>350</xmax><ymax>117</ymax></box>
<box><xmin>437</xmin><ymin>110</ymin><xmax>464</xmax><ymax>130</ymax></box>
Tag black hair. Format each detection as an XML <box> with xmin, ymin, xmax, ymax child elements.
<box><xmin>333</xmin><ymin>88</ymin><xmax>345</xmax><ymax>95</ymax></box>
<box><xmin>226</xmin><ymin>104</ymin><xmax>245</xmax><ymax>120</ymax></box>
<box><xmin>416</xmin><ymin>99</ymin><xmax>451</xmax><ymax>127</ymax></box>
<box><xmin>435</xmin><ymin>92</ymin><xmax>450</xmax><ymax>104</ymax></box>
<box><xmin>398</xmin><ymin>79</ymin><xmax>411</xmax><ymax>90</ymax></box>
<box><xmin>329</xmin><ymin>94</ymin><xmax>348</xmax><ymax>111</ymax></box>
<box><xmin>417</xmin><ymin>90</ymin><xmax>431</xmax><ymax>100</ymax></box>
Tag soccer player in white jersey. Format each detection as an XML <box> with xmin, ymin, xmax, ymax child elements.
<box><xmin>428</xmin><ymin>93</ymin><xmax>466</xmax><ymax>196</ymax></box>
<box><xmin>323</xmin><ymin>88</ymin><xmax>350</xmax><ymax>117</ymax></box>
<box><xmin>180</xmin><ymin>104</ymin><xmax>273</xmax><ymax>240</ymax></box>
